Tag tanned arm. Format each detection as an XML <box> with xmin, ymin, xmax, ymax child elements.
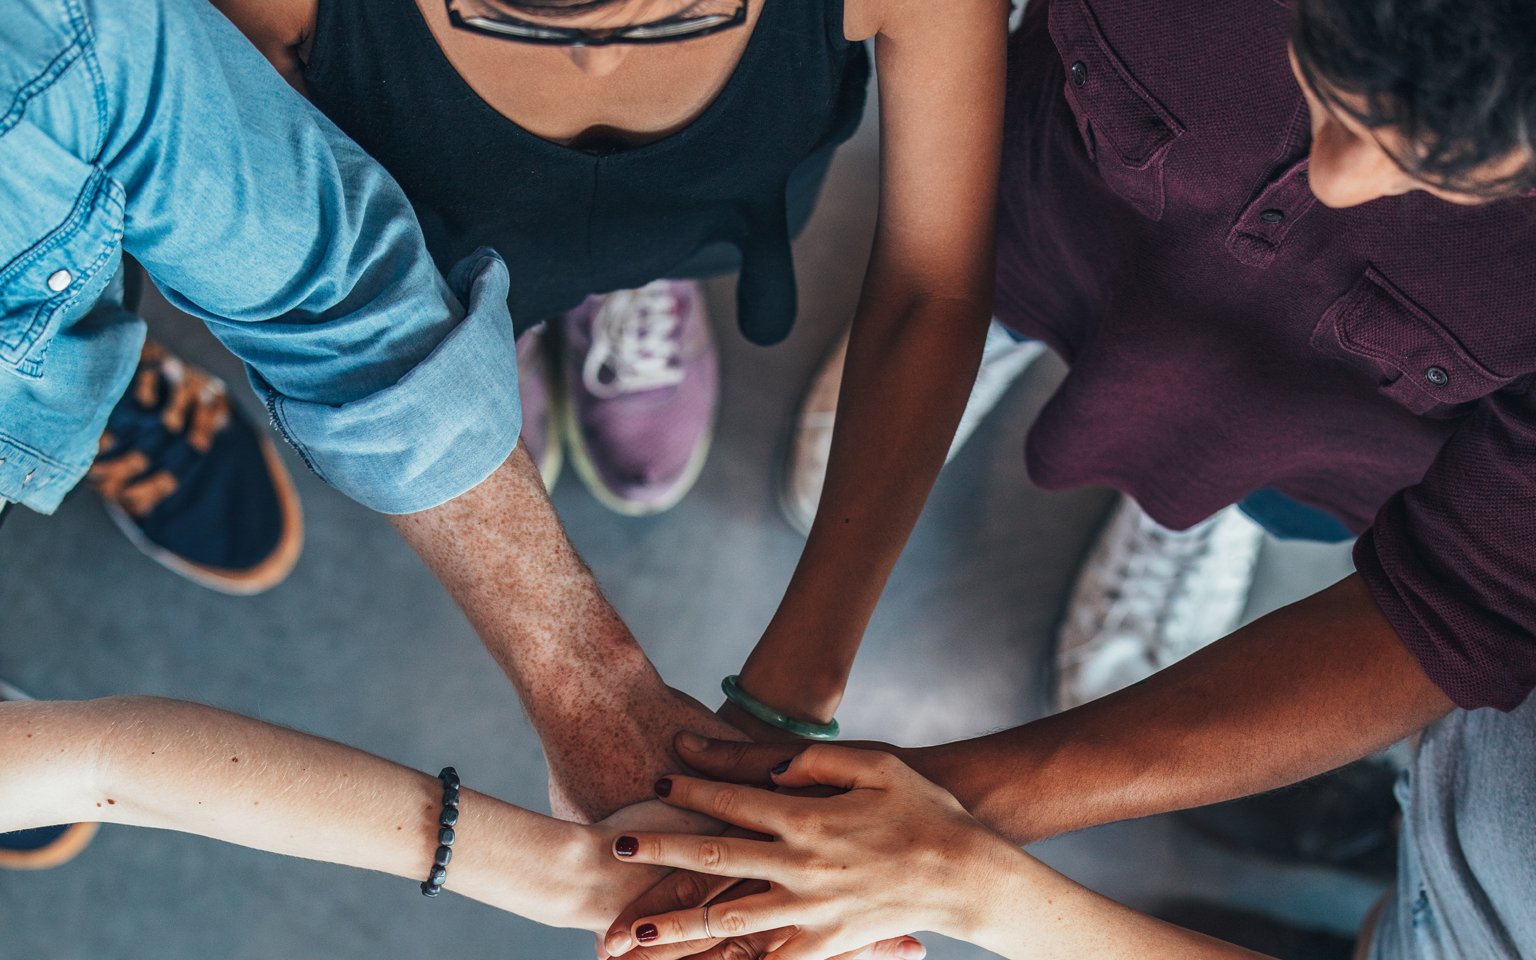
<box><xmin>684</xmin><ymin>576</ymin><xmax>1453</xmax><ymax>844</ymax></box>
<box><xmin>910</xmin><ymin>575</ymin><xmax>1453</xmax><ymax>842</ymax></box>
<box><xmin>208</xmin><ymin>0</ymin><xmax>314</xmax><ymax>94</ymax></box>
<box><xmin>730</xmin><ymin>0</ymin><xmax>1008</xmax><ymax>728</ymax></box>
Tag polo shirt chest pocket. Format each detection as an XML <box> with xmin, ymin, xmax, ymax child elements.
<box><xmin>1048</xmin><ymin>0</ymin><xmax>1185</xmax><ymax>221</ymax></box>
<box><xmin>0</xmin><ymin>120</ymin><xmax>124</xmax><ymax>381</ymax></box>
<box><xmin>1311</xmin><ymin>267</ymin><xmax>1516</xmax><ymax>418</ymax></box>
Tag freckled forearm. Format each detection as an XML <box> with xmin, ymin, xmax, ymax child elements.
<box><xmin>389</xmin><ymin>445</ymin><xmax>653</xmax><ymax>715</ymax></box>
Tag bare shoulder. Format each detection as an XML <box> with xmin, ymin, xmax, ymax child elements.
<box><xmin>209</xmin><ymin>0</ymin><xmax>317</xmax><ymax>52</ymax></box>
<box><xmin>842</xmin><ymin>0</ymin><xmax>881</xmax><ymax>42</ymax></box>
<box><xmin>845</xmin><ymin>0</ymin><xmax>1008</xmax><ymax>42</ymax></box>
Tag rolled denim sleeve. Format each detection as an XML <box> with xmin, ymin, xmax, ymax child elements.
<box><xmin>86</xmin><ymin>0</ymin><xmax>520</xmax><ymax>513</ymax></box>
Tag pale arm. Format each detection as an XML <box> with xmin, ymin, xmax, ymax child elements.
<box><xmin>0</xmin><ymin>695</ymin><xmax>675</xmax><ymax>931</ymax></box>
<box><xmin>735</xmin><ymin>0</ymin><xmax>1009</xmax><ymax>725</ymax></box>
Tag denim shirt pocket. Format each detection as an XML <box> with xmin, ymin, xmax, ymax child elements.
<box><xmin>0</xmin><ymin>122</ymin><xmax>124</xmax><ymax>381</ymax></box>
<box><xmin>1048</xmin><ymin>0</ymin><xmax>1185</xmax><ymax>220</ymax></box>
<box><xmin>1311</xmin><ymin>267</ymin><xmax>1516</xmax><ymax>418</ymax></box>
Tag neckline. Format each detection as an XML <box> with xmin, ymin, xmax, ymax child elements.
<box><xmin>402</xmin><ymin>0</ymin><xmax>775</xmax><ymax>161</ymax></box>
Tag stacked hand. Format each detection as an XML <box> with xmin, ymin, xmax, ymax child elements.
<box><xmin>542</xmin><ymin>670</ymin><xmax>748</xmax><ymax>823</ymax></box>
<box><xmin>595</xmin><ymin>742</ymin><xmax>1026</xmax><ymax>960</ymax></box>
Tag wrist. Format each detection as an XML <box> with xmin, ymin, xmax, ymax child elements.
<box><xmin>909</xmin><ymin>731</ymin><xmax>1071</xmax><ymax>845</ymax></box>
<box><xmin>457</xmin><ymin>803</ymin><xmax>597</xmax><ymax>928</ymax></box>
<box><xmin>735</xmin><ymin>658</ymin><xmax>845</xmax><ymax>724</ymax></box>
<box><xmin>934</xmin><ymin>823</ymin><xmax>1032</xmax><ymax>944</ymax></box>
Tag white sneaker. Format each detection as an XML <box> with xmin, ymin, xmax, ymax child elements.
<box><xmin>779</xmin><ymin>321</ymin><xmax>1045</xmax><ymax>535</ymax></box>
<box><xmin>1053</xmin><ymin>498</ymin><xmax>1265</xmax><ymax>712</ymax></box>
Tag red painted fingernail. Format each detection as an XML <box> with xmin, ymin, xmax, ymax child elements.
<box><xmin>654</xmin><ymin>777</ymin><xmax>673</xmax><ymax>797</ymax></box>
<box><xmin>636</xmin><ymin>924</ymin><xmax>658</xmax><ymax>943</ymax></box>
<box><xmin>771</xmin><ymin>759</ymin><xmax>791</xmax><ymax>775</ymax></box>
<box><xmin>615</xmin><ymin>836</ymin><xmax>639</xmax><ymax>857</ymax></box>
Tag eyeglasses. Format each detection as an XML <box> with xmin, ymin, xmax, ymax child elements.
<box><xmin>446</xmin><ymin>0</ymin><xmax>748</xmax><ymax>46</ymax></box>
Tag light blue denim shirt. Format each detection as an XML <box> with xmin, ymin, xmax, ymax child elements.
<box><xmin>0</xmin><ymin>0</ymin><xmax>521</xmax><ymax>515</ymax></box>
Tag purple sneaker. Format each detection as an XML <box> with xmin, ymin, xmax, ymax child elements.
<box><xmin>560</xmin><ymin>280</ymin><xmax>718</xmax><ymax>515</ymax></box>
<box><xmin>516</xmin><ymin>326</ymin><xmax>561</xmax><ymax>489</ymax></box>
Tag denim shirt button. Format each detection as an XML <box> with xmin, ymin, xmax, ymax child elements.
<box><xmin>46</xmin><ymin>269</ymin><xmax>73</xmax><ymax>293</ymax></box>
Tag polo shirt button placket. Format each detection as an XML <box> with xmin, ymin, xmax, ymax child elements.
<box><xmin>1225</xmin><ymin>160</ymin><xmax>1317</xmax><ymax>267</ymax></box>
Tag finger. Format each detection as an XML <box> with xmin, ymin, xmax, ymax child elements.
<box><xmin>631</xmin><ymin>927</ymin><xmax>796</xmax><ymax>960</ymax></box>
<box><xmin>604</xmin><ymin>876</ymin><xmax>763</xmax><ymax>957</ymax></box>
<box><xmin>613</xmin><ymin>886</ymin><xmax>776</xmax><ymax>960</ymax></box>
<box><xmin>652</xmin><ymin>775</ymin><xmax>808</xmax><ymax>835</ymax></box>
<box><xmin>675</xmin><ymin>734</ymin><xmax>807</xmax><ymax>785</ymax></box>
<box><xmin>765</xmin><ymin>931</ymin><xmax>844</xmax><ymax>960</ymax></box>
<box><xmin>837</xmin><ymin>938</ymin><xmax>926</xmax><ymax>960</ymax></box>
<box><xmin>613</xmin><ymin>831</ymin><xmax>787</xmax><ymax>881</ymax></box>
<box><xmin>769</xmin><ymin>745</ymin><xmax>904</xmax><ymax>793</ymax></box>
<box><xmin>631</xmin><ymin>893</ymin><xmax>798</xmax><ymax>948</ymax></box>
<box><xmin>685</xmin><ymin>928</ymin><xmax>797</xmax><ymax>960</ymax></box>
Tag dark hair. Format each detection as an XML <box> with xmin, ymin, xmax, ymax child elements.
<box><xmin>1293</xmin><ymin>0</ymin><xmax>1536</xmax><ymax>196</ymax></box>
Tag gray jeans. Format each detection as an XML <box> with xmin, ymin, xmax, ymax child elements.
<box><xmin>1369</xmin><ymin>694</ymin><xmax>1536</xmax><ymax>959</ymax></box>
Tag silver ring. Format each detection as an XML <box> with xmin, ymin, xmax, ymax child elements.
<box><xmin>702</xmin><ymin>904</ymin><xmax>712</xmax><ymax>939</ymax></box>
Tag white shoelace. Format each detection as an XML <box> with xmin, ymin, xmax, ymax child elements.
<box><xmin>1097</xmin><ymin>514</ymin><xmax>1218</xmax><ymax>643</ymax></box>
<box><xmin>582</xmin><ymin>284</ymin><xmax>687</xmax><ymax>399</ymax></box>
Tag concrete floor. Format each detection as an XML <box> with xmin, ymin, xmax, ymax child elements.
<box><xmin>0</xmin><ymin>91</ymin><xmax>1374</xmax><ymax>959</ymax></box>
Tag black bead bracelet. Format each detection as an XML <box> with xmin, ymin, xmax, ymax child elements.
<box><xmin>420</xmin><ymin>767</ymin><xmax>461</xmax><ymax>898</ymax></box>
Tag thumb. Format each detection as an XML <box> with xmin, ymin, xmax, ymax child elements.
<box><xmin>674</xmin><ymin>733</ymin><xmax>804</xmax><ymax>784</ymax></box>
<box><xmin>845</xmin><ymin>937</ymin><xmax>927</xmax><ymax>960</ymax></box>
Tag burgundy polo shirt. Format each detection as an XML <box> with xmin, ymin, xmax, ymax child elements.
<box><xmin>996</xmin><ymin>0</ymin><xmax>1536</xmax><ymax>710</ymax></box>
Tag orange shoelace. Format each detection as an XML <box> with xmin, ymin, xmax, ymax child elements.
<box><xmin>87</xmin><ymin>340</ymin><xmax>232</xmax><ymax>518</ymax></box>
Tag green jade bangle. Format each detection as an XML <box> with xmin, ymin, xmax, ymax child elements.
<box><xmin>721</xmin><ymin>675</ymin><xmax>840</xmax><ymax>740</ymax></box>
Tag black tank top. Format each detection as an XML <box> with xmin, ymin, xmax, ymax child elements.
<box><xmin>304</xmin><ymin>0</ymin><xmax>869</xmax><ymax>344</ymax></box>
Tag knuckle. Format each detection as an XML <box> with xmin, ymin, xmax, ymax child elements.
<box><xmin>710</xmin><ymin>787</ymin><xmax>740</xmax><ymax>820</ymax></box>
<box><xmin>723</xmin><ymin>741</ymin><xmax>752</xmax><ymax>767</ymax></box>
<box><xmin>697</xmin><ymin>840</ymin><xmax>727</xmax><ymax>870</ymax></box>
<box><xmin>715</xmin><ymin>909</ymin><xmax>748</xmax><ymax>935</ymax></box>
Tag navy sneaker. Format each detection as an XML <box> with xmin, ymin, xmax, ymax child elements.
<box><xmin>0</xmin><ymin>679</ymin><xmax>98</xmax><ymax>870</ymax></box>
<box><xmin>88</xmin><ymin>339</ymin><xmax>303</xmax><ymax>594</ymax></box>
